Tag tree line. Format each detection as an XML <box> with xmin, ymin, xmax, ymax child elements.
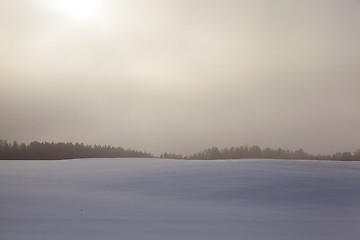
<box><xmin>0</xmin><ymin>140</ymin><xmax>153</xmax><ymax>160</ymax></box>
<box><xmin>181</xmin><ymin>146</ymin><xmax>360</xmax><ymax>161</ymax></box>
<box><xmin>0</xmin><ymin>139</ymin><xmax>359</xmax><ymax>161</ymax></box>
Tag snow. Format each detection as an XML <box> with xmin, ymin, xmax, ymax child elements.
<box><xmin>1</xmin><ymin>158</ymin><xmax>360</xmax><ymax>240</ymax></box>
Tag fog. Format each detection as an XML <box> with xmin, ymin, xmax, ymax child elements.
<box><xmin>1</xmin><ymin>0</ymin><xmax>359</xmax><ymax>155</ymax></box>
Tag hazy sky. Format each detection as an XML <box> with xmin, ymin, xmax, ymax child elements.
<box><xmin>1</xmin><ymin>0</ymin><xmax>359</xmax><ymax>155</ymax></box>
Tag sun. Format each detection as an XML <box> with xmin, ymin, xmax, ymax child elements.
<box><xmin>58</xmin><ymin>0</ymin><xmax>97</xmax><ymax>20</ymax></box>
<box><xmin>49</xmin><ymin>0</ymin><xmax>106</xmax><ymax>24</ymax></box>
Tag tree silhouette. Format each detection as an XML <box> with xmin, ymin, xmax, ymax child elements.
<box><xmin>0</xmin><ymin>140</ymin><xmax>154</xmax><ymax>160</ymax></box>
<box><xmin>0</xmin><ymin>139</ymin><xmax>359</xmax><ymax>161</ymax></box>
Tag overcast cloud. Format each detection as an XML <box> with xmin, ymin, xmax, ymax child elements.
<box><xmin>1</xmin><ymin>0</ymin><xmax>359</xmax><ymax>155</ymax></box>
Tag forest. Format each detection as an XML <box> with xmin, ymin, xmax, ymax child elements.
<box><xmin>0</xmin><ymin>140</ymin><xmax>153</xmax><ymax>160</ymax></box>
<box><xmin>0</xmin><ymin>139</ymin><xmax>359</xmax><ymax>161</ymax></box>
<box><xmin>183</xmin><ymin>146</ymin><xmax>360</xmax><ymax>161</ymax></box>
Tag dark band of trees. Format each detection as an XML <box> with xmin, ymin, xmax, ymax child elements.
<box><xmin>0</xmin><ymin>139</ymin><xmax>359</xmax><ymax>161</ymax></box>
<box><xmin>0</xmin><ymin>140</ymin><xmax>153</xmax><ymax>160</ymax></box>
<box><xmin>180</xmin><ymin>146</ymin><xmax>360</xmax><ymax>161</ymax></box>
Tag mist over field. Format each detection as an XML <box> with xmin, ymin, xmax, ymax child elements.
<box><xmin>1</xmin><ymin>0</ymin><xmax>360</xmax><ymax>155</ymax></box>
<box><xmin>1</xmin><ymin>1</ymin><xmax>360</xmax><ymax>239</ymax></box>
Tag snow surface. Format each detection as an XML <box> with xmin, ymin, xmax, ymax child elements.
<box><xmin>1</xmin><ymin>158</ymin><xmax>360</xmax><ymax>240</ymax></box>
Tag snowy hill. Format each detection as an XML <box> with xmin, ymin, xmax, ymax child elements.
<box><xmin>1</xmin><ymin>159</ymin><xmax>360</xmax><ymax>240</ymax></box>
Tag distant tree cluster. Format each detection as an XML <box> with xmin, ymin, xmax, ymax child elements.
<box><xmin>162</xmin><ymin>146</ymin><xmax>360</xmax><ymax>161</ymax></box>
<box><xmin>159</xmin><ymin>152</ymin><xmax>184</xmax><ymax>159</ymax></box>
<box><xmin>1</xmin><ymin>139</ymin><xmax>359</xmax><ymax>161</ymax></box>
<box><xmin>0</xmin><ymin>140</ymin><xmax>154</xmax><ymax>160</ymax></box>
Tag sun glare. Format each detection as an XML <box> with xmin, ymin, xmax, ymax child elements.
<box><xmin>51</xmin><ymin>0</ymin><xmax>106</xmax><ymax>24</ymax></box>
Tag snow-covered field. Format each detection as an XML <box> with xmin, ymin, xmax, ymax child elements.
<box><xmin>1</xmin><ymin>159</ymin><xmax>360</xmax><ymax>240</ymax></box>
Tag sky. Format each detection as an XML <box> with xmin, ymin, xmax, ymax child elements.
<box><xmin>1</xmin><ymin>0</ymin><xmax>359</xmax><ymax>155</ymax></box>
